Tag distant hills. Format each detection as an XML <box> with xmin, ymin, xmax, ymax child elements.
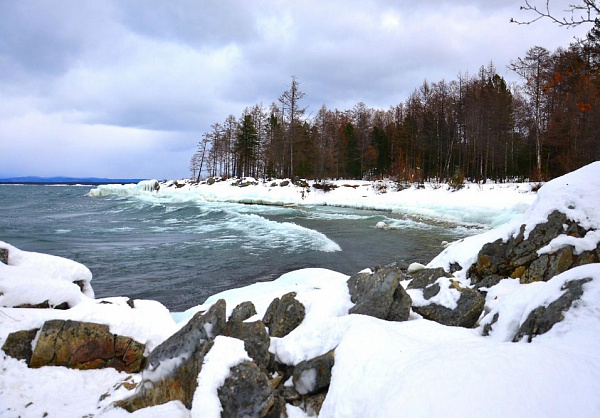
<box><xmin>0</xmin><ymin>176</ymin><xmax>146</xmax><ymax>185</ymax></box>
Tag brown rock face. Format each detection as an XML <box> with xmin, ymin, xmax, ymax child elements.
<box><xmin>23</xmin><ymin>320</ymin><xmax>145</xmax><ymax>373</ymax></box>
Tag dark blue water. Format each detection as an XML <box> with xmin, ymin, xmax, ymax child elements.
<box><xmin>0</xmin><ymin>185</ymin><xmax>473</xmax><ymax>310</ymax></box>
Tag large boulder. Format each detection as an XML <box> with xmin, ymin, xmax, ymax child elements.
<box><xmin>408</xmin><ymin>268</ymin><xmax>484</xmax><ymax>328</ymax></box>
<box><xmin>263</xmin><ymin>292</ymin><xmax>306</xmax><ymax>337</ymax></box>
<box><xmin>117</xmin><ymin>299</ymin><xmax>226</xmax><ymax>411</ymax></box>
<box><xmin>2</xmin><ymin>320</ymin><xmax>145</xmax><ymax>373</ymax></box>
<box><xmin>217</xmin><ymin>361</ymin><xmax>279</xmax><ymax>418</ymax></box>
<box><xmin>347</xmin><ymin>266</ymin><xmax>412</xmax><ymax>321</ymax></box>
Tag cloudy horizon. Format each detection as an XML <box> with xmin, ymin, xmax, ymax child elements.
<box><xmin>0</xmin><ymin>0</ymin><xmax>591</xmax><ymax>179</ymax></box>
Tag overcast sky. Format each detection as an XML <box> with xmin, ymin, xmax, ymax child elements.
<box><xmin>0</xmin><ymin>0</ymin><xmax>591</xmax><ymax>179</ymax></box>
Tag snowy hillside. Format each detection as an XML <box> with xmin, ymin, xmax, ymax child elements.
<box><xmin>1</xmin><ymin>162</ymin><xmax>599</xmax><ymax>417</ymax></box>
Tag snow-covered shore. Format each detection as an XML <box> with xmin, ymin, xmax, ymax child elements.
<box><xmin>89</xmin><ymin>178</ymin><xmax>537</xmax><ymax>228</ymax></box>
<box><xmin>2</xmin><ymin>163</ymin><xmax>600</xmax><ymax>417</ymax></box>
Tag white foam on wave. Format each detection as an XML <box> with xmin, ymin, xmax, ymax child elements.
<box><xmin>223</xmin><ymin>212</ymin><xmax>341</xmax><ymax>253</ymax></box>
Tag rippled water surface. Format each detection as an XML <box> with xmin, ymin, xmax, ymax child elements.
<box><xmin>0</xmin><ymin>185</ymin><xmax>476</xmax><ymax>310</ymax></box>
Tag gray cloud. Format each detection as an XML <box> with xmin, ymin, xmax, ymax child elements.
<box><xmin>0</xmin><ymin>0</ymin><xmax>591</xmax><ymax>179</ymax></box>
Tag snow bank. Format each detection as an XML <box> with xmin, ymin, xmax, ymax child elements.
<box><xmin>89</xmin><ymin>178</ymin><xmax>536</xmax><ymax>228</ymax></box>
<box><xmin>428</xmin><ymin>161</ymin><xmax>600</xmax><ymax>278</ymax></box>
<box><xmin>0</xmin><ymin>240</ymin><xmax>94</xmax><ymax>307</ymax></box>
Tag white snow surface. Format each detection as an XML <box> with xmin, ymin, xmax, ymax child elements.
<box><xmin>89</xmin><ymin>177</ymin><xmax>537</xmax><ymax>228</ymax></box>
<box><xmin>2</xmin><ymin>162</ymin><xmax>600</xmax><ymax>417</ymax></box>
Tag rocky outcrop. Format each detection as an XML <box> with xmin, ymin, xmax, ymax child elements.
<box><xmin>2</xmin><ymin>320</ymin><xmax>145</xmax><ymax>372</ymax></box>
<box><xmin>407</xmin><ymin>268</ymin><xmax>485</xmax><ymax>328</ymax></box>
<box><xmin>218</xmin><ymin>361</ymin><xmax>279</xmax><ymax>418</ymax></box>
<box><xmin>117</xmin><ymin>299</ymin><xmax>226</xmax><ymax>411</ymax></box>
<box><xmin>0</xmin><ymin>247</ymin><xmax>8</xmax><ymax>264</ymax></box>
<box><xmin>513</xmin><ymin>277</ymin><xmax>592</xmax><ymax>342</ymax></box>
<box><xmin>226</xmin><ymin>319</ymin><xmax>271</xmax><ymax>371</ymax></box>
<box><xmin>263</xmin><ymin>292</ymin><xmax>306</xmax><ymax>337</ymax></box>
<box><xmin>347</xmin><ymin>266</ymin><xmax>412</xmax><ymax>321</ymax></box>
<box><xmin>469</xmin><ymin>210</ymin><xmax>599</xmax><ymax>285</ymax></box>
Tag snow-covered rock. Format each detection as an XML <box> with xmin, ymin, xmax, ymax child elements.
<box><xmin>2</xmin><ymin>162</ymin><xmax>600</xmax><ymax>417</ymax></box>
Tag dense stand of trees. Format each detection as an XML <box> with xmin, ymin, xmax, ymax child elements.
<box><xmin>191</xmin><ymin>22</ymin><xmax>600</xmax><ymax>183</ymax></box>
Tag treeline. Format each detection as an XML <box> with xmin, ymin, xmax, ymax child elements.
<box><xmin>190</xmin><ymin>32</ymin><xmax>600</xmax><ymax>183</ymax></box>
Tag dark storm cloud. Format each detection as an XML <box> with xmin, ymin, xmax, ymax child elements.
<box><xmin>116</xmin><ymin>0</ymin><xmax>259</xmax><ymax>48</ymax></box>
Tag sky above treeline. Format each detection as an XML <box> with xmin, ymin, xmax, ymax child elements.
<box><xmin>0</xmin><ymin>0</ymin><xmax>591</xmax><ymax>179</ymax></box>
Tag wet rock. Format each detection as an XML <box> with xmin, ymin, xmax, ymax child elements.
<box><xmin>217</xmin><ymin>361</ymin><xmax>277</xmax><ymax>418</ymax></box>
<box><xmin>513</xmin><ymin>278</ymin><xmax>592</xmax><ymax>342</ymax></box>
<box><xmin>1</xmin><ymin>328</ymin><xmax>39</xmax><ymax>362</ymax></box>
<box><xmin>25</xmin><ymin>320</ymin><xmax>144</xmax><ymax>372</ymax></box>
<box><xmin>348</xmin><ymin>266</ymin><xmax>411</xmax><ymax>321</ymax></box>
<box><xmin>293</xmin><ymin>350</ymin><xmax>335</xmax><ymax>396</ymax></box>
<box><xmin>265</xmin><ymin>292</ymin><xmax>306</xmax><ymax>338</ymax></box>
<box><xmin>117</xmin><ymin>299</ymin><xmax>226</xmax><ymax>411</ymax></box>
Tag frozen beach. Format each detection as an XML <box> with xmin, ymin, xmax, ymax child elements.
<box><xmin>2</xmin><ymin>163</ymin><xmax>600</xmax><ymax>417</ymax></box>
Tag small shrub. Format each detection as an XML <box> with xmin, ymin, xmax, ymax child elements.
<box><xmin>449</xmin><ymin>169</ymin><xmax>465</xmax><ymax>191</ymax></box>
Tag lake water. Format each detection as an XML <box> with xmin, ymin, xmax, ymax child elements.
<box><xmin>0</xmin><ymin>184</ymin><xmax>476</xmax><ymax>311</ymax></box>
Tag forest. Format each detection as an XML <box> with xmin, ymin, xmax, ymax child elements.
<box><xmin>190</xmin><ymin>12</ymin><xmax>600</xmax><ymax>184</ymax></box>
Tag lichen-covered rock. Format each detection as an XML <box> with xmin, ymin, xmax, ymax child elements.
<box><xmin>229</xmin><ymin>301</ymin><xmax>257</xmax><ymax>323</ymax></box>
<box><xmin>513</xmin><ymin>277</ymin><xmax>592</xmax><ymax>342</ymax></box>
<box><xmin>1</xmin><ymin>328</ymin><xmax>38</xmax><ymax>362</ymax></box>
<box><xmin>21</xmin><ymin>320</ymin><xmax>144</xmax><ymax>372</ymax></box>
<box><xmin>348</xmin><ymin>266</ymin><xmax>412</xmax><ymax>321</ymax></box>
<box><xmin>117</xmin><ymin>299</ymin><xmax>226</xmax><ymax>411</ymax></box>
<box><xmin>411</xmin><ymin>282</ymin><xmax>485</xmax><ymax>328</ymax></box>
<box><xmin>407</xmin><ymin>267</ymin><xmax>452</xmax><ymax>290</ymax></box>
<box><xmin>265</xmin><ymin>292</ymin><xmax>305</xmax><ymax>338</ymax></box>
<box><xmin>468</xmin><ymin>210</ymin><xmax>599</xmax><ymax>287</ymax></box>
<box><xmin>226</xmin><ymin>320</ymin><xmax>271</xmax><ymax>371</ymax></box>
<box><xmin>293</xmin><ymin>350</ymin><xmax>335</xmax><ymax>396</ymax></box>
<box><xmin>217</xmin><ymin>361</ymin><xmax>278</xmax><ymax>418</ymax></box>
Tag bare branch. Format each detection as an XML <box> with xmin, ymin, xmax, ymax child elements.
<box><xmin>511</xmin><ymin>0</ymin><xmax>599</xmax><ymax>28</ymax></box>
